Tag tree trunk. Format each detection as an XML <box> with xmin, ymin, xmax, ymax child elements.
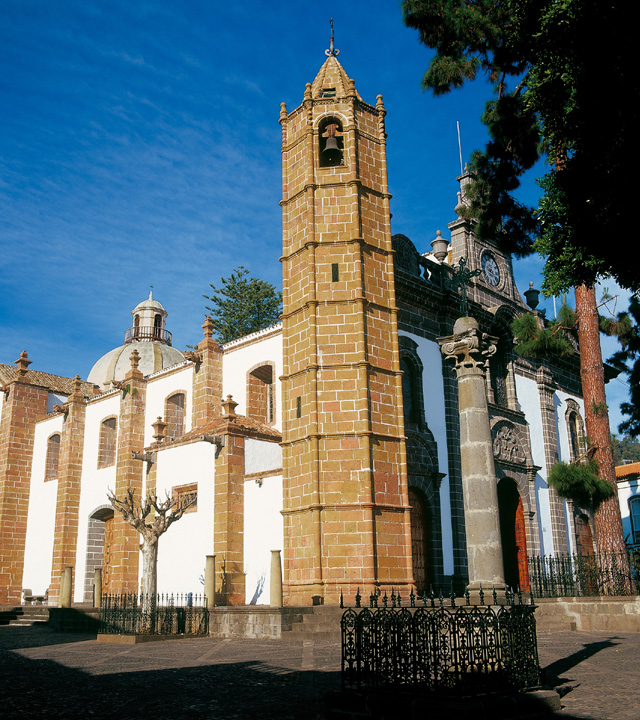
<box><xmin>574</xmin><ymin>284</ymin><xmax>628</xmax><ymax>563</ymax></box>
<box><xmin>140</xmin><ymin>535</ymin><xmax>158</xmax><ymax>632</ymax></box>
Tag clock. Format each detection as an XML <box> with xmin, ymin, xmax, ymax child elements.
<box><xmin>481</xmin><ymin>252</ymin><xmax>501</xmax><ymax>286</ymax></box>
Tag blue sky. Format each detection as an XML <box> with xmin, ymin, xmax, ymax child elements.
<box><xmin>0</xmin><ymin>1</ymin><xmax>631</xmax><ymax>430</ymax></box>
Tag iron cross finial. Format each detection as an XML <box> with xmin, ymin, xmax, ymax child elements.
<box><xmin>445</xmin><ymin>257</ymin><xmax>482</xmax><ymax>318</ymax></box>
<box><xmin>325</xmin><ymin>18</ymin><xmax>340</xmax><ymax>57</ymax></box>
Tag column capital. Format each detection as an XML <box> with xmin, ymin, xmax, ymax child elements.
<box><xmin>438</xmin><ymin>317</ymin><xmax>497</xmax><ymax>376</ymax></box>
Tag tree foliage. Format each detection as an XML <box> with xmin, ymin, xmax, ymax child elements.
<box><xmin>547</xmin><ymin>459</ymin><xmax>614</xmax><ymax>507</ymax></box>
<box><xmin>511</xmin><ymin>303</ymin><xmax>576</xmax><ymax>359</ymax></box>
<box><xmin>402</xmin><ymin>0</ymin><xmax>637</xmax><ymax>293</ymax></box>
<box><xmin>204</xmin><ymin>266</ymin><xmax>282</xmax><ymax>344</ymax></box>
<box><xmin>606</xmin><ymin>296</ymin><xmax>640</xmax><ymax>437</ymax></box>
<box><xmin>612</xmin><ymin>434</ymin><xmax>640</xmax><ymax>466</ymax></box>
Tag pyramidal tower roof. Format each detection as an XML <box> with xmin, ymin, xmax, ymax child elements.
<box><xmin>310</xmin><ymin>55</ymin><xmax>362</xmax><ymax>101</ymax></box>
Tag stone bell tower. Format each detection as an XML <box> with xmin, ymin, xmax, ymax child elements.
<box><xmin>279</xmin><ymin>40</ymin><xmax>414</xmax><ymax>604</ymax></box>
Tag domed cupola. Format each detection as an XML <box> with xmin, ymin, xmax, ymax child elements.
<box><xmin>88</xmin><ymin>292</ymin><xmax>185</xmax><ymax>391</ymax></box>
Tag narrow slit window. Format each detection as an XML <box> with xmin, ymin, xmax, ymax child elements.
<box><xmin>332</xmin><ymin>263</ymin><xmax>339</xmax><ymax>282</ymax></box>
<box><xmin>296</xmin><ymin>396</ymin><xmax>302</xmax><ymax>418</ymax></box>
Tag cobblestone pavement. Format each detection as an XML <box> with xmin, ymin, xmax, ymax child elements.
<box><xmin>1</xmin><ymin>626</ymin><xmax>638</xmax><ymax>719</ymax></box>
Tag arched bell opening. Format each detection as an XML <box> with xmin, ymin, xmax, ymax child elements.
<box><xmin>498</xmin><ymin>478</ymin><xmax>530</xmax><ymax>591</ymax></box>
<box><xmin>318</xmin><ymin>116</ymin><xmax>344</xmax><ymax>167</ymax></box>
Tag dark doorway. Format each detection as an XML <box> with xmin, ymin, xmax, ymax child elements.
<box><xmin>498</xmin><ymin>478</ymin><xmax>530</xmax><ymax>591</ymax></box>
<box><xmin>409</xmin><ymin>488</ymin><xmax>431</xmax><ymax>594</ymax></box>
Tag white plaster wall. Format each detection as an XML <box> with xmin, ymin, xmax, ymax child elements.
<box><xmin>515</xmin><ymin>374</ymin><xmax>555</xmax><ymax>556</ymax></box>
<box><xmin>223</xmin><ymin>333</ymin><xmax>283</xmax><ymax>429</ymax></box>
<box><xmin>245</xmin><ymin>438</ymin><xmax>282</xmax><ymax>475</ymax></box>
<box><xmin>73</xmin><ymin>393</ymin><xmax>122</xmax><ymax>602</ymax></box>
<box><xmin>152</xmin><ymin>442</ymin><xmax>216</xmax><ymax>595</ymax></box>
<box><xmin>244</xmin><ymin>473</ymin><xmax>284</xmax><ymax>605</ymax></box>
<box><xmin>399</xmin><ymin>331</ymin><xmax>454</xmax><ymax>575</ymax></box>
<box><xmin>22</xmin><ymin>414</ymin><xmax>64</xmax><ymax>596</ymax></box>
<box><xmin>617</xmin><ymin>478</ymin><xmax>638</xmax><ymax>544</ymax></box>
<box><xmin>144</xmin><ymin>365</ymin><xmax>194</xmax><ymax>445</ymax></box>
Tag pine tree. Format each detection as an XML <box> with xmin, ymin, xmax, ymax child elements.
<box><xmin>203</xmin><ymin>266</ymin><xmax>282</xmax><ymax>344</ymax></box>
<box><xmin>402</xmin><ymin>0</ymin><xmax>634</xmax><ymax>562</ymax></box>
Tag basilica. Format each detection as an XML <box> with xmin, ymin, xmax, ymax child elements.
<box><xmin>0</xmin><ymin>53</ymin><xmax>592</xmax><ymax>608</ymax></box>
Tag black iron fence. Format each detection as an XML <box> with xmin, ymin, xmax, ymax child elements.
<box><xmin>527</xmin><ymin>552</ymin><xmax>640</xmax><ymax>598</ymax></box>
<box><xmin>341</xmin><ymin>589</ymin><xmax>540</xmax><ymax>695</ymax></box>
<box><xmin>99</xmin><ymin>593</ymin><xmax>209</xmax><ymax>636</ymax></box>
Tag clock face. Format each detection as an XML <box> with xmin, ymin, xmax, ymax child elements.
<box><xmin>482</xmin><ymin>252</ymin><xmax>501</xmax><ymax>286</ymax></box>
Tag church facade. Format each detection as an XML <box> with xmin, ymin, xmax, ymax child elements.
<box><xmin>0</xmin><ymin>55</ymin><xmax>591</xmax><ymax>608</ymax></box>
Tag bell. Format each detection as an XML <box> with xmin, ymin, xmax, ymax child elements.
<box><xmin>322</xmin><ymin>136</ymin><xmax>342</xmax><ymax>164</ymax></box>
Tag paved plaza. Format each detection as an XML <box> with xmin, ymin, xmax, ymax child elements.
<box><xmin>0</xmin><ymin>625</ymin><xmax>638</xmax><ymax>719</ymax></box>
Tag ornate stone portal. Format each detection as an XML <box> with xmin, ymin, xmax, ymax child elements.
<box><xmin>439</xmin><ymin>317</ymin><xmax>507</xmax><ymax>596</ymax></box>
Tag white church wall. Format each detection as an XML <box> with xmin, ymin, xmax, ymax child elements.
<box><xmin>617</xmin><ymin>477</ymin><xmax>639</xmax><ymax>545</ymax></box>
<box><xmin>22</xmin><ymin>414</ymin><xmax>64</xmax><ymax>596</ymax></box>
<box><xmin>399</xmin><ymin>331</ymin><xmax>454</xmax><ymax>576</ymax></box>
<box><xmin>223</xmin><ymin>331</ymin><xmax>283</xmax><ymax>428</ymax></box>
<box><xmin>74</xmin><ymin>392</ymin><xmax>121</xmax><ymax>602</ymax></box>
<box><xmin>515</xmin><ymin>374</ymin><xmax>555</xmax><ymax>556</ymax></box>
<box><xmin>244</xmin><ymin>473</ymin><xmax>284</xmax><ymax>605</ymax></box>
<box><xmin>244</xmin><ymin>438</ymin><xmax>283</xmax><ymax>605</ymax></box>
<box><xmin>153</xmin><ymin>442</ymin><xmax>216</xmax><ymax>594</ymax></box>
<box><xmin>144</xmin><ymin>364</ymin><xmax>194</xmax><ymax>445</ymax></box>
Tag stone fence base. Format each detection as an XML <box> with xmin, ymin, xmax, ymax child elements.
<box><xmin>535</xmin><ymin>596</ymin><xmax>640</xmax><ymax>632</ymax></box>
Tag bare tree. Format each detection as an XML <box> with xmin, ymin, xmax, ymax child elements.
<box><xmin>107</xmin><ymin>488</ymin><xmax>195</xmax><ymax>626</ymax></box>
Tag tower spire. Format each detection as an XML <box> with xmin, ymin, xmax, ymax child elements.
<box><xmin>325</xmin><ymin>18</ymin><xmax>339</xmax><ymax>57</ymax></box>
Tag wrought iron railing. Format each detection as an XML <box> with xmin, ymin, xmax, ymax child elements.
<box><xmin>527</xmin><ymin>552</ymin><xmax>640</xmax><ymax>598</ymax></box>
<box><xmin>99</xmin><ymin>593</ymin><xmax>208</xmax><ymax>636</ymax></box>
<box><xmin>341</xmin><ymin>588</ymin><xmax>540</xmax><ymax>695</ymax></box>
<box><xmin>124</xmin><ymin>326</ymin><xmax>172</xmax><ymax>345</ymax></box>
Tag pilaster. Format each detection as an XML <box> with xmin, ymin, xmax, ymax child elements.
<box><xmin>109</xmin><ymin>350</ymin><xmax>147</xmax><ymax>593</ymax></box>
<box><xmin>189</xmin><ymin>316</ymin><xmax>223</xmax><ymax>427</ymax></box>
<box><xmin>0</xmin><ymin>352</ymin><xmax>48</xmax><ymax>604</ymax></box>
<box><xmin>49</xmin><ymin>376</ymin><xmax>87</xmax><ymax>603</ymax></box>
<box><xmin>537</xmin><ymin>365</ymin><xmax>569</xmax><ymax>554</ymax></box>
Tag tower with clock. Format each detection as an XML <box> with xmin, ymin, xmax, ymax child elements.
<box><xmin>447</xmin><ymin>170</ymin><xmax>524</xmax><ymax>312</ymax></box>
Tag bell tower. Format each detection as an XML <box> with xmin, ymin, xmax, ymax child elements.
<box><xmin>279</xmin><ymin>42</ymin><xmax>414</xmax><ymax>604</ymax></box>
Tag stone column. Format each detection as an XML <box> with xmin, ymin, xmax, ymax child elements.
<box><xmin>93</xmin><ymin>568</ymin><xmax>102</xmax><ymax>608</ymax></box>
<box><xmin>58</xmin><ymin>566</ymin><xmax>73</xmax><ymax>608</ymax></box>
<box><xmin>270</xmin><ymin>550</ymin><xmax>283</xmax><ymax>607</ymax></box>
<box><xmin>439</xmin><ymin>317</ymin><xmax>506</xmax><ymax>597</ymax></box>
<box><xmin>204</xmin><ymin>555</ymin><xmax>216</xmax><ymax>608</ymax></box>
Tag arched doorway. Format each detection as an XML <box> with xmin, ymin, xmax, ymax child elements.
<box><xmin>498</xmin><ymin>478</ymin><xmax>530</xmax><ymax>591</ymax></box>
<box><xmin>409</xmin><ymin>488</ymin><xmax>432</xmax><ymax>594</ymax></box>
<box><xmin>84</xmin><ymin>507</ymin><xmax>114</xmax><ymax>601</ymax></box>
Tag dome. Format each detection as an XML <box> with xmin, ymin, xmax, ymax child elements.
<box><xmin>87</xmin><ymin>292</ymin><xmax>185</xmax><ymax>391</ymax></box>
<box><xmin>88</xmin><ymin>341</ymin><xmax>185</xmax><ymax>391</ymax></box>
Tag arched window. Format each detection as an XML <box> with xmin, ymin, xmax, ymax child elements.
<box><xmin>97</xmin><ymin>417</ymin><xmax>117</xmax><ymax>469</ymax></box>
<box><xmin>564</xmin><ymin>404</ymin><xmax>585</xmax><ymax>463</ymax></box>
<box><xmin>400</xmin><ymin>357</ymin><xmax>420</xmax><ymax>425</ymax></box>
<box><xmin>154</xmin><ymin>313</ymin><xmax>162</xmax><ymax>340</ymax></box>
<box><xmin>399</xmin><ymin>337</ymin><xmax>425</xmax><ymax>427</ymax></box>
<box><xmin>247</xmin><ymin>364</ymin><xmax>275</xmax><ymax>425</ymax></box>
<box><xmin>164</xmin><ymin>393</ymin><xmax>186</xmax><ymax>440</ymax></box>
<box><xmin>318</xmin><ymin>116</ymin><xmax>344</xmax><ymax>168</ymax></box>
<box><xmin>44</xmin><ymin>433</ymin><xmax>61</xmax><ymax>481</ymax></box>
